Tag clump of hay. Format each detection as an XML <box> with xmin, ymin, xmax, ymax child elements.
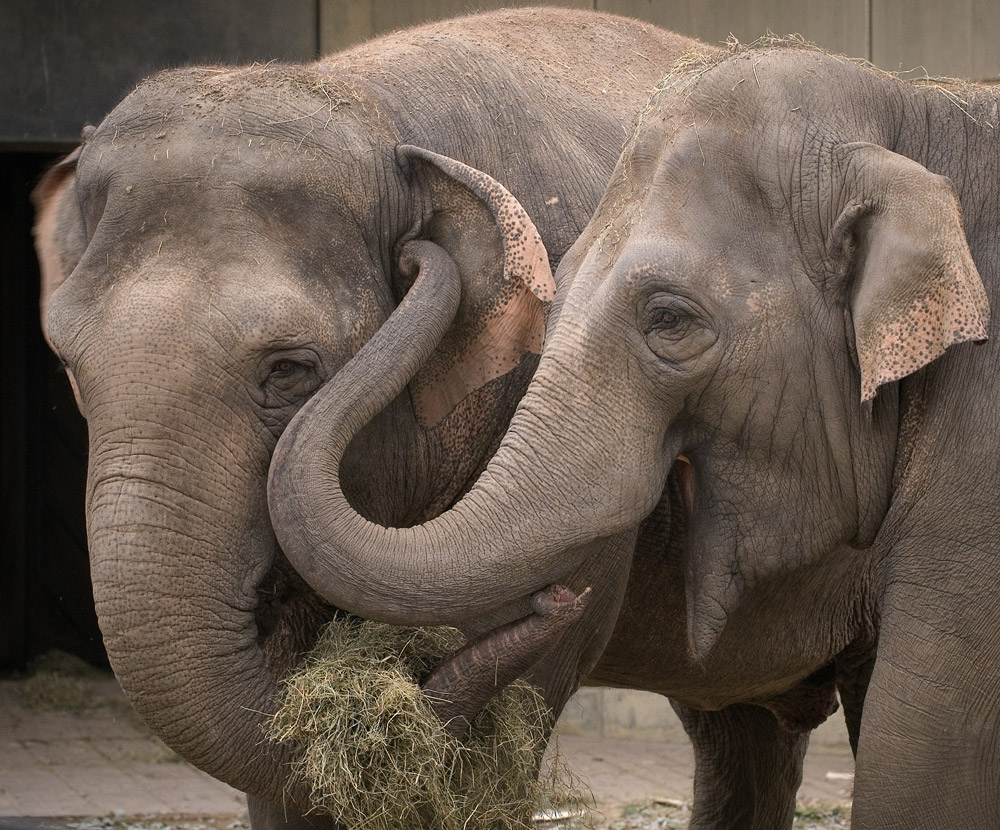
<box><xmin>268</xmin><ymin>618</ymin><xmax>584</xmax><ymax>829</ymax></box>
<box><xmin>19</xmin><ymin>650</ymin><xmax>104</xmax><ymax>712</ymax></box>
<box><xmin>20</xmin><ymin>672</ymin><xmax>95</xmax><ymax>712</ymax></box>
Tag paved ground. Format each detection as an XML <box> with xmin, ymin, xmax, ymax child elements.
<box><xmin>0</xmin><ymin>674</ymin><xmax>245</xmax><ymax>819</ymax></box>
<box><xmin>0</xmin><ymin>656</ymin><xmax>854</xmax><ymax>825</ymax></box>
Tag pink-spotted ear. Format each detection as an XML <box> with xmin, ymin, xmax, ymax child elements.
<box><xmin>396</xmin><ymin>145</ymin><xmax>555</xmax><ymax>427</ymax></box>
<box><xmin>830</xmin><ymin>143</ymin><xmax>989</xmax><ymax>402</ymax></box>
<box><xmin>32</xmin><ymin>146</ymin><xmax>86</xmax><ymax>349</ymax></box>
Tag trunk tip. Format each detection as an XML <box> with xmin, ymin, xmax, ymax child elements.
<box><xmin>532</xmin><ymin>584</ymin><xmax>592</xmax><ymax>616</ymax></box>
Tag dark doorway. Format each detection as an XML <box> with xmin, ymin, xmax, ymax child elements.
<box><xmin>1</xmin><ymin>151</ymin><xmax>102</xmax><ymax>671</ymax></box>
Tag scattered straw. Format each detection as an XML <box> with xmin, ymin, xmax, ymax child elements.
<box><xmin>268</xmin><ymin>618</ymin><xmax>587</xmax><ymax>829</ymax></box>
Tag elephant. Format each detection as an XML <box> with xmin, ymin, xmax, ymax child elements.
<box><xmin>30</xmin><ymin>7</ymin><xmax>773</xmax><ymax>828</ymax></box>
<box><xmin>267</xmin><ymin>37</ymin><xmax>1000</xmax><ymax>829</ymax></box>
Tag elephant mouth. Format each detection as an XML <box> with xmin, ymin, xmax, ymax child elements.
<box><xmin>254</xmin><ymin>556</ymin><xmax>344</xmax><ymax>679</ymax></box>
<box><xmin>666</xmin><ymin>456</ymin><xmax>842</xmax><ymax>733</ymax></box>
<box><xmin>254</xmin><ymin>564</ymin><xmax>293</xmax><ymax>640</ymax></box>
<box><xmin>257</xmin><ymin>553</ymin><xmax>590</xmax><ymax>738</ymax></box>
<box><xmin>254</xmin><ymin>557</ymin><xmax>322</xmax><ymax>642</ymax></box>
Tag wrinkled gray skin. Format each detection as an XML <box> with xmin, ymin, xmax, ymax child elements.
<box><xmin>30</xmin><ymin>9</ymin><xmax>790</xmax><ymax>829</ymax></box>
<box><xmin>269</xmin><ymin>43</ymin><xmax>1000</xmax><ymax>829</ymax></box>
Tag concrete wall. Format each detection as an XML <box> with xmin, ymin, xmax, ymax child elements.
<box><xmin>320</xmin><ymin>0</ymin><xmax>1000</xmax><ymax>80</ymax></box>
<box><xmin>557</xmin><ymin>687</ymin><xmax>852</xmax><ymax>750</ymax></box>
<box><xmin>872</xmin><ymin>0</ymin><xmax>1000</xmax><ymax>79</ymax></box>
<box><xmin>2</xmin><ymin>0</ymin><xmax>318</xmax><ymax>146</ymax></box>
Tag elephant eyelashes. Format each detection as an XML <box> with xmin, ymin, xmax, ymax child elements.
<box><xmin>640</xmin><ymin>295</ymin><xmax>718</xmax><ymax>366</ymax></box>
<box><xmin>641</xmin><ymin>296</ymin><xmax>694</xmax><ymax>341</ymax></box>
<box><xmin>642</xmin><ymin>293</ymin><xmax>703</xmax><ymax>332</ymax></box>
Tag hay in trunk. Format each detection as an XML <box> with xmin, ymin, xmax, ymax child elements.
<box><xmin>267</xmin><ymin>617</ymin><xmax>582</xmax><ymax>829</ymax></box>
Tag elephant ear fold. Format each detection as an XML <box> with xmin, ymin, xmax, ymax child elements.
<box><xmin>32</xmin><ymin>146</ymin><xmax>87</xmax><ymax>348</ymax></box>
<box><xmin>829</xmin><ymin>143</ymin><xmax>989</xmax><ymax>403</ymax></box>
<box><xmin>395</xmin><ymin>144</ymin><xmax>555</xmax><ymax>427</ymax></box>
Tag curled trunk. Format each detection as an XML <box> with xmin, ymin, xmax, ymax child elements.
<box><xmin>268</xmin><ymin>246</ymin><xmax>662</xmax><ymax>627</ymax></box>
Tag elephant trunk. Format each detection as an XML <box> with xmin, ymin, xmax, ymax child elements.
<box><xmin>88</xmin><ymin>483</ymin><xmax>310</xmax><ymax>808</ymax></box>
<box><xmin>423</xmin><ymin>585</ymin><xmax>591</xmax><ymax>737</ymax></box>
<box><xmin>268</xmin><ymin>245</ymin><xmax>663</xmax><ymax>627</ymax></box>
<box><xmin>85</xmin><ymin>392</ymin><xmax>313</xmax><ymax>808</ymax></box>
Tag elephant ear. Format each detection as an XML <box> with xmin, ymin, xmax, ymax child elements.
<box><xmin>32</xmin><ymin>146</ymin><xmax>87</xmax><ymax>348</ymax></box>
<box><xmin>395</xmin><ymin>145</ymin><xmax>556</xmax><ymax>427</ymax></box>
<box><xmin>829</xmin><ymin>142</ymin><xmax>989</xmax><ymax>402</ymax></box>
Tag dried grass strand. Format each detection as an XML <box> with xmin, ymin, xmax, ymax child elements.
<box><xmin>267</xmin><ymin>619</ymin><xmax>586</xmax><ymax>829</ymax></box>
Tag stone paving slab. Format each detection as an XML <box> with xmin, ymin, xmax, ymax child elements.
<box><xmin>554</xmin><ymin>734</ymin><xmax>854</xmax><ymax>807</ymax></box>
<box><xmin>0</xmin><ymin>820</ymin><xmax>85</xmax><ymax>830</ymax></box>
<box><xmin>0</xmin><ymin>677</ymin><xmax>246</xmax><ymax>819</ymax></box>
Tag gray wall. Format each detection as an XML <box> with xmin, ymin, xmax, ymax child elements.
<box><xmin>320</xmin><ymin>0</ymin><xmax>1000</xmax><ymax>81</ymax></box>
<box><xmin>2</xmin><ymin>0</ymin><xmax>318</xmax><ymax>147</ymax></box>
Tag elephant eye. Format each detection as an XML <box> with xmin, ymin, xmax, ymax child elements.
<box><xmin>254</xmin><ymin>349</ymin><xmax>326</xmax><ymax>412</ymax></box>
<box><xmin>649</xmin><ymin>308</ymin><xmax>681</xmax><ymax>331</ymax></box>
<box><xmin>640</xmin><ymin>293</ymin><xmax>718</xmax><ymax>367</ymax></box>
<box><xmin>642</xmin><ymin>297</ymin><xmax>691</xmax><ymax>338</ymax></box>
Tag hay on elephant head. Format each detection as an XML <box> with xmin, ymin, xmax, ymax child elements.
<box><xmin>267</xmin><ymin>618</ymin><xmax>586</xmax><ymax>830</ymax></box>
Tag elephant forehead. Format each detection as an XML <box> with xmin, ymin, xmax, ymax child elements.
<box><xmin>77</xmin><ymin>73</ymin><xmax>376</xmax><ymax>236</ymax></box>
<box><xmin>207</xmin><ymin>271</ymin><xmax>382</xmax><ymax>356</ymax></box>
<box><xmin>620</xmin><ymin>183</ymin><xmax>785</xmax><ymax>289</ymax></box>
<box><xmin>70</xmin><ymin>133</ymin><xmax>387</xmax><ymax>344</ymax></box>
<box><xmin>78</xmin><ymin>132</ymin><xmax>359</xmax><ymax>232</ymax></box>
<box><xmin>68</xmin><ymin>249</ymin><xmax>370</xmax><ymax>369</ymax></box>
<box><xmin>90</xmin><ymin>62</ymin><xmax>369</xmax><ymax>164</ymax></box>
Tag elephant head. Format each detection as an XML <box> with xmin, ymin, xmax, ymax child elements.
<box><xmin>267</xmin><ymin>43</ymin><xmax>990</xmax><ymax>721</ymax></box>
<box><xmin>33</xmin><ymin>60</ymin><xmax>574</xmax><ymax>813</ymax></box>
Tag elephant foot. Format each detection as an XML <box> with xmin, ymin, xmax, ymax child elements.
<box><xmin>757</xmin><ymin>664</ymin><xmax>840</xmax><ymax>733</ymax></box>
<box><xmin>421</xmin><ymin>585</ymin><xmax>591</xmax><ymax>736</ymax></box>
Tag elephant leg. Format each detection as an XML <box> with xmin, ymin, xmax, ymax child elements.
<box><xmin>670</xmin><ymin>700</ymin><xmax>808</xmax><ymax>830</ymax></box>
<box><xmin>247</xmin><ymin>794</ymin><xmax>342</xmax><ymax>830</ymax></box>
<box><xmin>851</xmin><ymin>641</ymin><xmax>1000</xmax><ymax>827</ymax></box>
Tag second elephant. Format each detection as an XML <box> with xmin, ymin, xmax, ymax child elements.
<box><xmin>270</xmin><ymin>38</ymin><xmax>1000</xmax><ymax>829</ymax></box>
